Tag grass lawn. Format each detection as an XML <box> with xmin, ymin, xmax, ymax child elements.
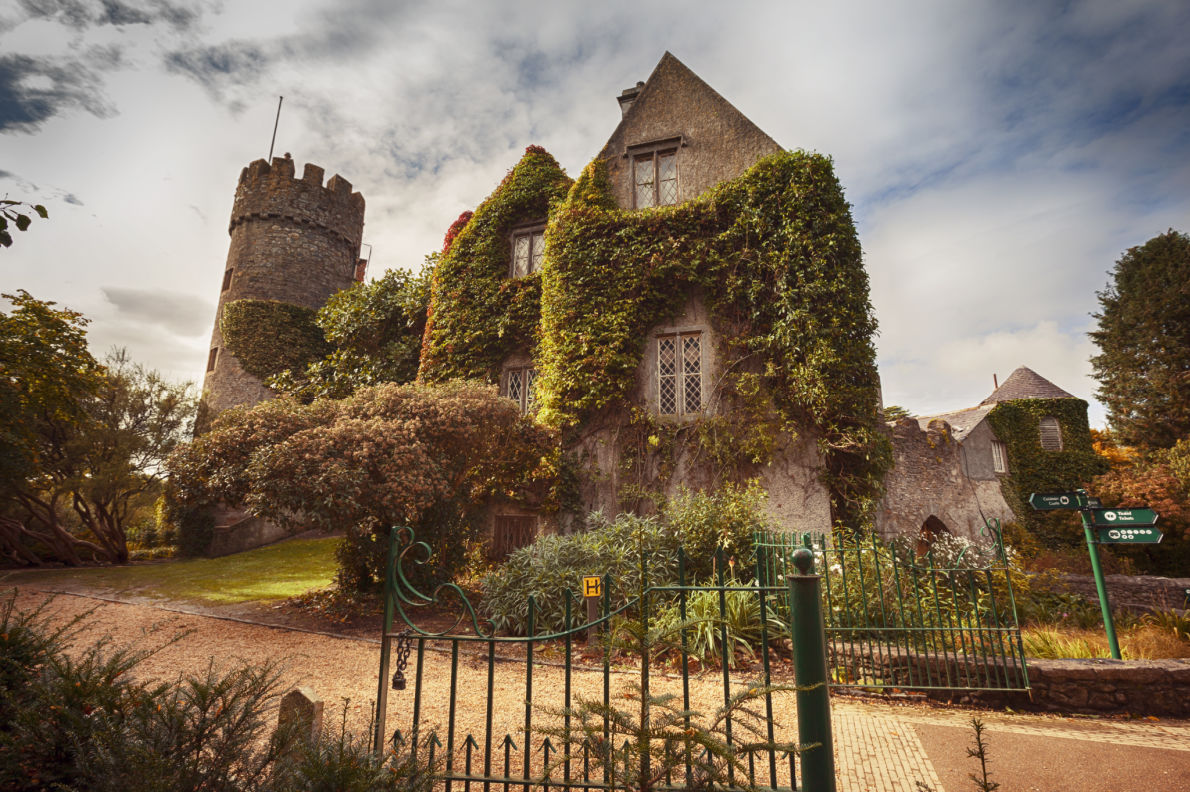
<box><xmin>1</xmin><ymin>536</ymin><xmax>339</xmax><ymax>606</ymax></box>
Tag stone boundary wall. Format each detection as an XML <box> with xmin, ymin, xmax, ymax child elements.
<box><xmin>1055</xmin><ymin>573</ymin><xmax>1190</xmax><ymax>612</ymax></box>
<box><xmin>830</xmin><ymin>645</ymin><xmax>1190</xmax><ymax>717</ymax></box>
<box><xmin>937</xmin><ymin>657</ymin><xmax>1190</xmax><ymax>717</ymax></box>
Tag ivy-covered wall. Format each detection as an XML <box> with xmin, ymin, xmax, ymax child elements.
<box><xmin>418</xmin><ymin>146</ymin><xmax>573</xmax><ymax>383</ymax></box>
<box><xmin>987</xmin><ymin>398</ymin><xmax>1109</xmax><ymax>543</ymax></box>
<box><xmin>220</xmin><ymin>299</ymin><xmax>329</xmax><ymax>382</ymax></box>
<box><xmin>539</xmin><ymin>151</ymin><xmax>890</xmax><ymax>528</ymax></box>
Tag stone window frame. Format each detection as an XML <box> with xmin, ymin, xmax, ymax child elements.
<box><xmin>509</xmin><ymin>222</ymin><xmax>547</xmax><ymax>278</ymax></box>
<box><xmin>206</xmin><ymin>347</ymin><xmax>219</xmax><ymax>372</ymax></box>
<box><xmin>991</xmin><ymin>440</ymin><xmax>1008</xmax><ymax>473</ymax></box>
<box><xmin>500</xmin><ymin>364</ymin><xmax>538</xmax><ymax>413</ymax></box>
<box><xmin>656</xmin><ymin>331</ymin><xmax>703</xmax><ymax>417</ymax></box>
<box><xmin>1039</xmin><ymin>417</ymin><xmax>1063</xmax><ymax>451</ymax></box>
<box><xmin>222</xmin><ymin>268</ymin><xmax>234</xmax><ymax>291</ymax></box>
<box><xmin>627</xmin><ymin>136</ymin><xmax>684</xmax><ymax>209</ymax></box>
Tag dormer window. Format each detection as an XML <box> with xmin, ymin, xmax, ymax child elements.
<box><xmin>634</xmin><ymin>149</ymin><xmax>678</xmax><ymax>208</ymax></box>
<box><xmin>510</xmin><ymin>226</ymin><xmax>545</xmax><ymax>277</ymax></box>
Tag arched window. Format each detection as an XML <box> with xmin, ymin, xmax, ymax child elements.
<box><xmin>1039</xmin><ymin>417</ymin><xmax>1062</xmax><ymax>451</ymax></box>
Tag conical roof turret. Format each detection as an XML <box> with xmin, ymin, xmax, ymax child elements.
<box><xmin>980</xmin><ymin>366</ymin><xmax>1076</xmax><ymax>405</ymax></box>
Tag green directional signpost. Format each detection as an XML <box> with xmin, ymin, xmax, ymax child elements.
<box><xmin>1029</xmin><ymin>490</ymin><xmax>1160</xmax><ymax>659</ymax></box>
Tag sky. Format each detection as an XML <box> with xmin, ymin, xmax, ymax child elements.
<box><xmin>2</xmin><ymin>0</ymin><xmax>1188</xmax><ymax>427</ymax></box>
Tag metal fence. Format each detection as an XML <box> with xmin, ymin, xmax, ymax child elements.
<box><xmin>374</xmin><ymin>528</ymin><xmax>836</xmax><ymax>791</ymax></box>
<box><xmin>756</xmin><ymin>524</ymin><xmax>1029</xmax><ymax>693</ymax></box>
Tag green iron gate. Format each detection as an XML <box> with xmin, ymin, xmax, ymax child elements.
<box><xmin>756</xmin><ymin>521</ymin><xmax>1030</xmax><ymax>694</ymax></box>
<box><xmin>373</xmin><ymin>528</ymin><xmax>837</xmax><ymax>791</ymax></box>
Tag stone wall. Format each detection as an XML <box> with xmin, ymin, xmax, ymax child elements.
<box><xmin>199</xmin><ymin>156</ymin><xmax>365</xmax><ymax>420</ymax></box>
<box><xmin>1055</xmin><ymin>573</ymin><xmax>1190</xmax><ymax>612</ymax></box>
<box><xmin>876</xmin><ymin>416</ymin><xmax>1014</xmax><ymax>541</ymax></box>
<box><xmin>570</xmin><ymin>295</ymin><xmax>832</xmax><ymax>536</ymax></box>
<box><xmin>833</xmin><ymin>645</ymin><xmax>1190</xmax><ymax>717</ymax></box>
<box><xmin>932</xmin><ymin>658</ymin><xmax>1190</xmax><ymax>718</ymax></box>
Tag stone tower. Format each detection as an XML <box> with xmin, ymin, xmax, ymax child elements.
<box><xmin>199</xmin><ymin>155</ymin><xmax>366</xmax><ymax>423</ymax></box>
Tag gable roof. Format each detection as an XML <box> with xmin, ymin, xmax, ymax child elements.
<box><xmin>595</xmin><ymin>52</ymin><xmax>782</xmax><ymax>207</ymax></box>
<box><xmin>980</xmin><ymin>366</ymin><xmax>1077</xmax><ymax>405</ymax></box>
<box><xmin>915</xmin><ymin>404</ymin><xmax>994</xmax><ymax>442</ymax></box>
<box><xmin>598</xmin><ymin>52</ymin><xmax>780</xmax><ymax>160</ymax></box>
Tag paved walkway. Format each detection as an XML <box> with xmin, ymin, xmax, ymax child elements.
<box><xmin>9</xmin><ymin>588</ymin><xmax>1190</xmax><ymax>791</ymax></box>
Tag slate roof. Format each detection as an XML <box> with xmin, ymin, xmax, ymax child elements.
<box><xmin>979</xmin><ymin>366</ymin><xmax>1077</xmax><ymax>405</ymax></box>
<box><xmin>914</xmin><ymin>405</ymin><xmax>994</xmax><ymax>442</ymax></box>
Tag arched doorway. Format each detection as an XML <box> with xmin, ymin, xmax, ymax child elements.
<box><xmin>916</xmin><ymin>514</ymin><xmax>951</xmax><ymax>557</ymax></box>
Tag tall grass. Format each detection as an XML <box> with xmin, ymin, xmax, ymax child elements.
<box><xmin>1021</xmin><ymin>623</ymin><xmax>1190</xmax><ymax>659</ymax></box>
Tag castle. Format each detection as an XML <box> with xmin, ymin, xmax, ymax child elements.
<box><xmin>200</xmin><ymin>53</ymin><xmax>1100</xmax><ymax>554</ymax></box>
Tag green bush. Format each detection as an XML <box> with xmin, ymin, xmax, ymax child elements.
<box><xmin>336</xmin><ymin>502</ymin><xmax>481</xmax><ymax>594</ymax></box>
<box><xmin>663</xmin><ymin>482</ymin><xmax>772</xmax><ymax>581</ymax></box>
<box><xmin>650</xmin><ymin>586</ymin><xmax>788</xmax><ymax>668</ymax></box>
<box><xmin>482</xmin><ymin>487</ymin><xmax>778</xmax><ymax>635</ymax></box>
<box><xmin>482</xmin><ymin>513</ymin><xmax>680</xmax><ymax>635</ymax></box>
<box><xmin>0</xmin><ymin>591</ymin><xmax>436</xmax><ymax>791</ymax></box>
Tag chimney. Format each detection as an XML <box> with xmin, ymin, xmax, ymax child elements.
<box><xmin>617</xmin><ymin>81</ymin><xmax>645</xmax><ymax>117</ymax></box>
<box><xmin>993</xmin><ymin>373</ymin><xmax>999</xmax><ymax>389</ymax></box>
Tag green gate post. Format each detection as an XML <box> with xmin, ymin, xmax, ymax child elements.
<box><xmin>789</xmin><ymin>547</ymin><xmax>836</xmax><ymax>792</ymax></box>
<box><xmin>1080</xmin><ymin>511</ymin><xmax>1122</xmax><ymax>660</ymax></box>
<box><xmin>373</xmin><ymin>527</ymin><xmax>400</xmax><ymax>754</ymax></box>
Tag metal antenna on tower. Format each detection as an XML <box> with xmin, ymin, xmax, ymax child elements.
<box><xmin>267</xmin><ymin>96</ymin><xmax>283</xmax><ymax>161</ymax></box>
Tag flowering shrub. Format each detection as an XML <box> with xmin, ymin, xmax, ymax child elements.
<box><xmin>166</xmin><ymin>381</ymin><xmax>555</xmax><ymax>590</ymax></box>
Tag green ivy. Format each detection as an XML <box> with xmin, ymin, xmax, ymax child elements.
<box><xmin>220</xmin><ymin>299</ymin><xmax>328</xmax><ymax>381</ymax></box>
<box><xmin>537</xmin><ymin>152</ymin><xmax>891</xmax><ymax>527</ymax></box>
<box><xmin>417</xmin><ymin>147</ymin><xmax>891</xmax><ymax>528</ymax></box>
<box><xmin>986</xmin><ymin>398</ymin><xmax>1110</xmax><ymax>544</ymax></box>
<box><xmin>418</xmin><ymin>146</ymin><xmax>573</xmax><ymax>382</ymax></box>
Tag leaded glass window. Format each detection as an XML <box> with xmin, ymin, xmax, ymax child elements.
<box><xmin>501</xmin><ymin>365</ymin><xmax>537</xmax><ymax>413</ymax></box>
<box><xmin>658</xmin><ymin>337</ymin><xmax>677</xmax><ymax>414</ymax></box>
<box><xmin>658</xmin><ymin>152</ymin><xmax>677</xmax><ymax>205</ymax></box>
<box><xmin>682</xmin><ymin>334</ymin><xmax>701</xmax><ymax>412</ymax></box>
<box><xmin>633</xmin><ymin>149</ymin><xmax>678</xmax><ymax>208</ymax></box>
<box><xmin>511</xmin><ymin>230</ymin><xmax>545</xmax><ymax>277</ymax></box>
<box><xmin>657</xmin><ymin>332</ymin><xmax>702</xmax><ymax>416</ymax></box>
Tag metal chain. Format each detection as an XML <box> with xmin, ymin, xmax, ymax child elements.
<box><xmin>391</xmin><ymin>630</ymin><xmax>412</xmax><ymax>690</ymax></box>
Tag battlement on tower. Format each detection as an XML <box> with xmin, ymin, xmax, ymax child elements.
<box><xmin>230</xmin><ymin>157</ymin><xmax>365</xmax><ymax>248</ymax></box>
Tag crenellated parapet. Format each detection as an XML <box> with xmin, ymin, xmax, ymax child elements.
<box><xmin>230</xmin><ymin>157</ymin><xmax>365</xmax><ymax>250</ymax></box>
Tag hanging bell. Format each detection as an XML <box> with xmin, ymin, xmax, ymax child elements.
<box><xmin>391</xmin><ymin>669</ymin><xmax>406</xmax><ymax>691</ymax></box>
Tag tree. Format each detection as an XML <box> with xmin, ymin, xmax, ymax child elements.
<box><xmin>1</xmin><ymin>290</ymin><xmax>107</xmax><ymax>564</ymax></box>
<box><xmin>166</xmin><ymin>380</ymin><xmax>555</xmax><ymax>589</ymax></box>
<box><xmin>1</xmin><ymin>291</ymin><xmax>196</xmax><ymax>564</ymax></box>
<box><xmin>1090</xmin><ymin>229</ymin><xmax>1190</xmax><ymax>449</ymax></box>
<box><xmin>0</xmin><ymin>199</ymin><xmax>48</xmax><ymax>249</ymax></box>
<box><xmin>1092</xmin><ymin>437</ymin><xmax>1190</xmax><ymax>575</ymax></box>
<box><xmin>268</xmin><ymin>263</ymin><xmax>432</xmax><ymax>401</ymax></box>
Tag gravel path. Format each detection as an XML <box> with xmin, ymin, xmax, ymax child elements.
<box><xmin>12</xmin><ymin>587</ymin><xmax>1190</xmax><ymax>791</ymax></box>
